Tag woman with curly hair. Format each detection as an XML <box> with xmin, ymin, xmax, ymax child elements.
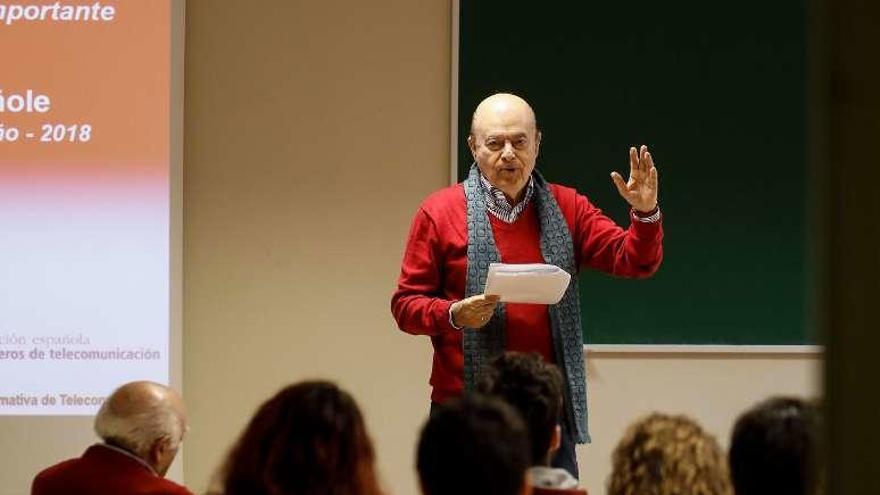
<box><xmin>217</xmin><ymin>380</ymin><xmax>385</xmax><ymax>495</ymax></box>
<box><xmin>608</xmin><ymin>413</ymin><xmax>733</xmax><ymax>495</ymax></box>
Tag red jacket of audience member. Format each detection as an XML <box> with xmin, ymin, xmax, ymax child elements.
<box><xmin>32</xmin><ymin>443</ymin><xmax>193</xmax><ymax>495</ymax></box>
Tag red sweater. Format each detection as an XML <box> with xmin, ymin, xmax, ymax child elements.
<box><xmin>391</xmin><ymin>183</ymin><xmax>663</xmax><ymax>403</ymax></box>
<box><xmin>32</xmin><ymin>444</ymin><xmax>193</xmax><ymax>495</ymax></box>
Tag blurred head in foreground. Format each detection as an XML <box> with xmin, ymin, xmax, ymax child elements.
<box><xmin>219</xmin><ymin>380</ymin><xmax>383</xmax><ymax>495</ymax></box>
<box><xmin>477</xmin><ymin>351</ymin><xmax>564</xmax><ymax>466</ymax></box>
<box><xmin>729</xmin><ymin>396</ymin><xmax>823</xmax><ymax>495</ymax></box>
<box><xmin>608</xmin><ymin>412</ymin><xmax>733</xmax><ymax>495</ymax></box>
<box><xmin>418</xmin><ymin>395</ymin><xmax>531</xmax><ymax>495</ymax></box>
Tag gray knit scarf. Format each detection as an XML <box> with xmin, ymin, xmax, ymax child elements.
<box><xmin>463</xmin><ymin>164</ymin><xmax>590</xmax><ymax>443</ymax></box>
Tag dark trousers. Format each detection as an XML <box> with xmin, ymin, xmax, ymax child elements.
<box><xmin>551</xmin><ymin>418</ymin><xmax>579</xmax><ymax>479</ymax></box>
<box><xmin>429</xmin><ymin>402</ymin><xmax>580</xmax><ymax>479</ymax></box>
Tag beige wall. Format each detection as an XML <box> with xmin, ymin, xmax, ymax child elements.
<box><xmin>183</xmin><ymin>2</ymin><xmax>449</xmax><ymax>494</ymax></box>
<box><xmin>183</xmin><ymin>3</ymin><xmax>820</xmax><ymax>495</ymax></box>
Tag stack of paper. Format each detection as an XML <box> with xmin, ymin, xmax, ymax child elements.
<box><xmin>483</xmin><ymin>263</ymin><xmax>571</xmax><ymax>304</ymax></box>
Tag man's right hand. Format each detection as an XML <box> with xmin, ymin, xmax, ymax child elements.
<box><xmin>451</xmin><ymin>294</ymin><xmax>501</xmax><ymax>329</ymax></box>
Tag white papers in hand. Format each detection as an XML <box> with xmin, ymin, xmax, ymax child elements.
<box><xmin>483</xmin><ymin>263</ymin><xmax>571</xmax><ymax>305</ymax></box>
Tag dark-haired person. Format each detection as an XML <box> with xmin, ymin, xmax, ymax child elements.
<box><xmin>392</xmin><ymin>92</ymin><xmax>664</xmax><ymax>476</ymax></box>
<box><xmin>216</xmin><ymin>381</ymin><xmax>384</xmax><ymax>495</ymax></box>
<box><xmin>608</xmin><ymin>413</ymin><xmax>733</xmax><ymax>495</ymax></box>
<box><xmin>417</xmin><ymin>395</ymin><xmax>531</xmax><ymax>495</ymax></box>
<box><xmin>729</xmin><ymin>397</ymin><xmax>822</xmax><ymax>495</ymax></box>
<box><xmin>478</xmin><ymin>352</ymin><xmax>586</xmax><ymax>494</ymax></box>
<box><xmin>32</xmin><ymin>381</ymin><xmax>192</xmax><ymax>495</ymax></box>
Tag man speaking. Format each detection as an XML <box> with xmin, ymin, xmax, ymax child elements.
<box><xmin>391</xmin><ymin>93</ymin><xmax>663</xmax><ymax>475</ymax></box>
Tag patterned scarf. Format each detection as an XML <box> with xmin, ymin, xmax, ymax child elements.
<box><xmin>481</xmin><ymin>173</ymin><xmax>535</xmax><ymax>223</ymax></box>
<box><xmin>462</xmin><ymin>164</ymin><xmax>590</xmax><ymax>443</ymax></box>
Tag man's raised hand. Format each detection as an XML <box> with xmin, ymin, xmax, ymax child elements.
<box><xmin>610</xmin><ymin>145</ymin><xmax>659</xmax><ymax>213</ymax></box>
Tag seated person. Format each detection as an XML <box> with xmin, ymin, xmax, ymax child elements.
<box><xmin>216</xmin><ymin>380</ymin><xmax>384</xmax><ymax>495</ymax></box>
<box><xmin>729</xmin><ymin>396</ymin><xmax>822</xmax><ymax>495</ymax></box>
<box><xmin>418</xmin><ymin>395</ymin><xmax>531</xmax><ymax>495</ymax></box>
<box><xmin>607</xmin><ymin>413</ymin><xmax>733</xmax><ymax>495</ymax></box>
<box><xmin>32</xmin><ymin>381</ymin><xmax>192</xmax><ymax>495</ymax></box>
<box><xmin>477</xmin><ymin>352</ymin><xmax>586</xmax><ymax>494</ymax></box>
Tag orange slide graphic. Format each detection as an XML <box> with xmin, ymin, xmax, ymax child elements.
<box><xmin>0</xmin><ymin>0</ymin><xmax>169</xmax><ymax>181</ymax></box>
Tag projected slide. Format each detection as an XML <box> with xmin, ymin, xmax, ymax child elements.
<box><xmin>0</xmin><ymin>1</ymin><xmax>171</xmax><ymax>414</ymax></box>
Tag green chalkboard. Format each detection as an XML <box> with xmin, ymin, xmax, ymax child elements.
<box><xmin>457</xmin><ymin>1</ymin><xmax>814</xmax><ymax>344</ymax></box>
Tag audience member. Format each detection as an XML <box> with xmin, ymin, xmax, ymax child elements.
<box><xmin>607</xmin><ymin>413</ymin><xmax>733</xmax><ymax>495</ymax></box>
<box><xmin>478</xmin><ymin>352</ymin><xmax>585</xmax><ymax>494</ymax></box>
<box><xmin>217</xmin><ymin>380</ymin><xmax>384</xmax><ymax>495</ymax></box>
<box><xmin>31</xmin><ymin>381</ymin><xmax>192</xmax><ymax>495</ymax></box>
<box><xmin>729</xmin><ymin>396</ymin><xmax>823</xmax><ymax>495</ymax></box>
<box><xmin>417</xmin><ymin>395</ymin><xmax>531</xmax><ymax>495</ymax></box>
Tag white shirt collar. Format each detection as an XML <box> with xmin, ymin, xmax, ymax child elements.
<box><xmin>528</xmin><ymin>465</ymin><xmax>580</xmax><ymax>489</ymax></box>
<box><xmin>97</xmin><ymin>442</ymin><xmax>159</xmax><ymax>475</ymax></box>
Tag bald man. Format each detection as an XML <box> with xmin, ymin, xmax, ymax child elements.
<box><xmin>391</xmin><ymin>93</ymin><xmax>663</xmax><ymax>477</ymax></box>
<box><xmin>32</xmin><ymin>381</ymin><xmax>193</xmax><ymax>495</ymax></box>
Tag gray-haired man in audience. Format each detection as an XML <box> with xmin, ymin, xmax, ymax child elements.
<box><xmin>32</xmin><ymin>381</ymin><xmax>193</xmax><ymax>495</ymax></box>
